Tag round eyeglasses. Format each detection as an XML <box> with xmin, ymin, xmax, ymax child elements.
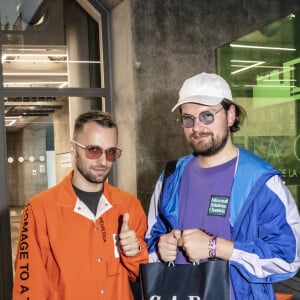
<box><xmin>178</xmin><ymin>107</ymin><xmax>224</xmax><ymax>128</ymax></box>
<box><xmin>72</xmin><ymin>141</ymin><xmax>122</xmax><ymax>161</ymax></box>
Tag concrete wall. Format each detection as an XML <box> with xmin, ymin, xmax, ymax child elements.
<box><xmin>110</xmin><ymin>0</ymin><xmax>300</xmax><ymax>211</ymax></box>
<box><xmin>111</xmin><ymin>0</ymin><xmax>138</xmax><ymax>193</ymax></box>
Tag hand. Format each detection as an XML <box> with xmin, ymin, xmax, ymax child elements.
<box><xmin>118</xmin><ymin>213</ymin><xmax>141</xmax><ymax>257</ymax></box>
<box><xmin>158</xmin><ymin>230</ymin><xmax>181</xmax><ymax>262</ymax></box>
<box><xmin>178</xmin><ymin>229</ymin><xmax>210</xmax><ymax>262</ymax></box>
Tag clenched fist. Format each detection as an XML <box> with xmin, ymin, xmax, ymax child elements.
<box><xmin>158</xmin><ymin>230</ymin><xmax>181</xmax><ymax>262</ymax></box>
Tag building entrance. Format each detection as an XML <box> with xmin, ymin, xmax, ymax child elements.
<box><xmin>0</xmin><ymin>1</ymin><xmax>112</xmax><ymax>298</ymax></box>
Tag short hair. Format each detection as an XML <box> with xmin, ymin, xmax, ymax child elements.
<box><xmin>73</xmin><ymin>110</ymin><xmax>118</xmax><ymax>138</ymax></box>
<box><xmin>221</xmin><ymin>99</ymin><xmax>247</xmax><ymax>133</ymax></box>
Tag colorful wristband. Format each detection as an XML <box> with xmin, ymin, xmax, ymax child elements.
<box><xmin>208</xmin><ymin>236</ymin><xmax>217</xmax><ymax>259</ymax></box>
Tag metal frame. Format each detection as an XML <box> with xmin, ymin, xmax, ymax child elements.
<box><xmin>0</xmin><ymin>1</ymin><xmax>112</xmax><ymax>298</ymax></box>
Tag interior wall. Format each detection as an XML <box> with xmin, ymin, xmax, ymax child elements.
<box><xmin>109</xmin><ymin>0</ymin><xmax>300</xmax><ymax>211</ymax></box>
<box><xmin>7</xmin><ymin>127</ymin><xmax>48</xmax><ymax>207</ymax></box>
<box><xmin>6</xmin><ymin>131</ymin><xmax>23</xmax><ymax>207</ymax></box>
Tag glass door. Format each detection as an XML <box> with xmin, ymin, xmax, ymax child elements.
<box><xmin>0</xmin><ymin>1</ymin><xmax>112</xmax><ymax>298</ymax></box>
<box><xmin>217</xmin><ymin>13</ymin><xmax>300</xmax><ymax>280</ymax></box>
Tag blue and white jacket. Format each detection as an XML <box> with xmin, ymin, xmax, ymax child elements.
<box><xmin>146</xmin><ymin>147</ymin><xmax>300</xmax><ymax>300</ymax></box>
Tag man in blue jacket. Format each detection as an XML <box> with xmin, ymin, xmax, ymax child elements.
<box><xmin>146</xmin><ymin>72</ymin><xmax>300</xmax><ymax>299</ymax></box>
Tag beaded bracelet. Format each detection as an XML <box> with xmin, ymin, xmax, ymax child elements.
<box><xmin>208</xmin><ymin>236</ymin><xmax>217</xmax><ymax>259</ymax></box>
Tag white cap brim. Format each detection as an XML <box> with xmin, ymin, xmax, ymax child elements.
<box><xmin>171</xmin><ymin>95</ymin><xmax>224</xmax><ymax>112</ymax></box>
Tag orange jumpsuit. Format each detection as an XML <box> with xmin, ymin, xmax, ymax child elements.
<box><xmin>13</xmin><ymin>172</ymin><xmax>148</xmax><ymax>300</ymax></box>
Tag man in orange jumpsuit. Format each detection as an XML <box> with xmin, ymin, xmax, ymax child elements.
<box><xmin>13</xmin><ymin>110</ymin><xmax>148</xmax><ymax>300</ymax></box>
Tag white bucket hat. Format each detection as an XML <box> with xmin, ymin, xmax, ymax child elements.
<box><xmin>171</xmin><ymin>72</ymin><xmax>233</xmax><ymax>112</ymax></box>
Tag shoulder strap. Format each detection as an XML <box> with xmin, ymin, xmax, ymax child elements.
<box><xmin>163</xmin><ymin>160</ymin><xmax>178</xmax><ymax>181</ymax></box>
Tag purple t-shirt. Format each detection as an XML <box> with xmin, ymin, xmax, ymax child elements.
<box><xmin>176</xmin><ymin>155</ymin><xmax>237</xmax><ymax>264</ymax></box>
<box><xmin>175</xmin><ymin>156</ymin><xmax>237</xmax><ymax>300</ymax></box>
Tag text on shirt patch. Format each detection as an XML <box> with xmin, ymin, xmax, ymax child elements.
<box><xmin>99</xmin><ymin>217</ymin><xmax>107</xmax><ymax>242</ymax></box>
<box><xmin>208</xmin><ymin>195</ymin><xmax>230</xmax><ymax>217</ymax></box>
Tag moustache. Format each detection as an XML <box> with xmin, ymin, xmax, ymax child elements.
<box><xmin>191</xmin><ymin>132</ymin><xmax>212</xmax><ymax>138</ymax></box>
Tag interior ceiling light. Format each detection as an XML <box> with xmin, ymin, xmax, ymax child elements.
<box><xmin>1</xmin><ymin>48</ymin><xmax>69</xmax><ymax>91</ymax></box>
<box><xmin>3</xmin><ymin>81</ymin><xmax>69</xmax><ymax>88</ymax></box>
<box><xmin>230</xmin><ymin>44</ymin><xmax>296</xmax><ymax>51</ymax></box>
<box><xmin>262</xmin><ymin>79</ymin><xmax>296</xmax><ymax>82</ymax></box>
<box><xmin>231</xmin><ymin>65</ymin><xmax>292</xmax><ymax>70</ymax></box>
<box><xmin>5</xmin><ymin>116</ymin><xmax>22</xmax><ymax>119</ymax></box>
<box><xmin>2</xmin><ymin>53</ymin><xmax>67</xmax><ymax>57</ymax></box>
<box><xmin>2</xmin><ymin>53</ymin><xmax>67</xmax><ymax>64</ymax></box>
<box><xmin>5</xmin><ymin>116</ymin><xmax>22</xmax><ymax>127</ymax></box>
<box><xmin>34</xmin><ymin>15</ymin><xmax>46</xmax><ymax>26</ymax></box>
<box><xmin>245</xmin><ymin>84</ymin><xmax>295</xmax><ymax>88</ymax></box>
<box><xmin>3</xmin><ymin>72</ymin><xmax>68</xmax><ymax>76</ymax></box>
<box><xmin>2</xmin><ymin>55</ymin><xmax>99</xmax><ymax>65</ymax></box>
<box><xmin>5</xmin><ymin>119</ymin><xmax>17</xmax><ymax>127</ymax></box>
<box><xmin>4</xmin><ymin>59</ymin><xmax>65</xmax><ymax>63</ymax></box>
<box><xmin>230</xmin><ymin>60</ymin><xmax>265</xmax><ymax>75</ymax></box>
<box><xmin>59</xmin><ymin>82</ymin><xmax>68</xmax><ymax>88</ymax></box>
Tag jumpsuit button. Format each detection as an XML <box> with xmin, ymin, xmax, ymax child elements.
<box><xmin>94</xmin><ymin>227</ymin><xmax>99</xmax><ymax>232</ymax></box>
<box><xmin>100</xmin><ymin>289</ymin><xmax>105</xmax><ymax>294</ymax></box>
<box><xmin>97</xmin><ymin>258</ymin><xmax>102</xmax><ymax>263</ymax></box>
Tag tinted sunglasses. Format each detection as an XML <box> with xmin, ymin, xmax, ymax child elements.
<box><xmin>72</xmin><ymin>141</ymin><xmax>122</xmax><ymax>161</ymax></box>
<box><xmin>179</xmin><ymin>107</ymin><xmax>223</xmax><ymax>128</ymax></box>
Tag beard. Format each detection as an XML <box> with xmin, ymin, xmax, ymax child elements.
<box><xmin>75</xmin><ymin>156</ymin><xmax>110</xmax><ymax>184</ymax></box>
<box><xmin>188</xmin><ymin>128</ymin><xmax>229</xmax><ymax>156</ymax></box>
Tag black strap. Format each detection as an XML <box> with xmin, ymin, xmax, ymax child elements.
<box><xmin>163</xmin><ymin>160</ymin><xmax>178</xmax><ymax>181</ymax></box>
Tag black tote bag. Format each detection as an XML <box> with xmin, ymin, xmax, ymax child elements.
<box><xmin>139</xmin><ymin>259</ymin><xmax>229</xmax><ymax>300</ymax></box>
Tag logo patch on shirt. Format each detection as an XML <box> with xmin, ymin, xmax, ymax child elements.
<box><xmin>208</xmin><ymin>195</ymin><xmax>230</xmax><ymax>217</ymax></box>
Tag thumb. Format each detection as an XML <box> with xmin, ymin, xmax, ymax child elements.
<box><xmin>121</xmin><ymin>212</ymin><xmax>130</xmax><ymax>232</ymax></box>
<box><xmin>172</xmin><ymin>229</ymin><xmax>182</xmax><ymax>240</ymax></box>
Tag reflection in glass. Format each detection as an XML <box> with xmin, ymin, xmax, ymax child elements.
<box><xmin>217</xmin><ymin>13</ymin><xmax>300</xmax><ymax>201</ymax></box>
<box><xmin>2</xmin><ymin>45</ymin><xmax>69</xmax><ymax>88</ymax></box>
